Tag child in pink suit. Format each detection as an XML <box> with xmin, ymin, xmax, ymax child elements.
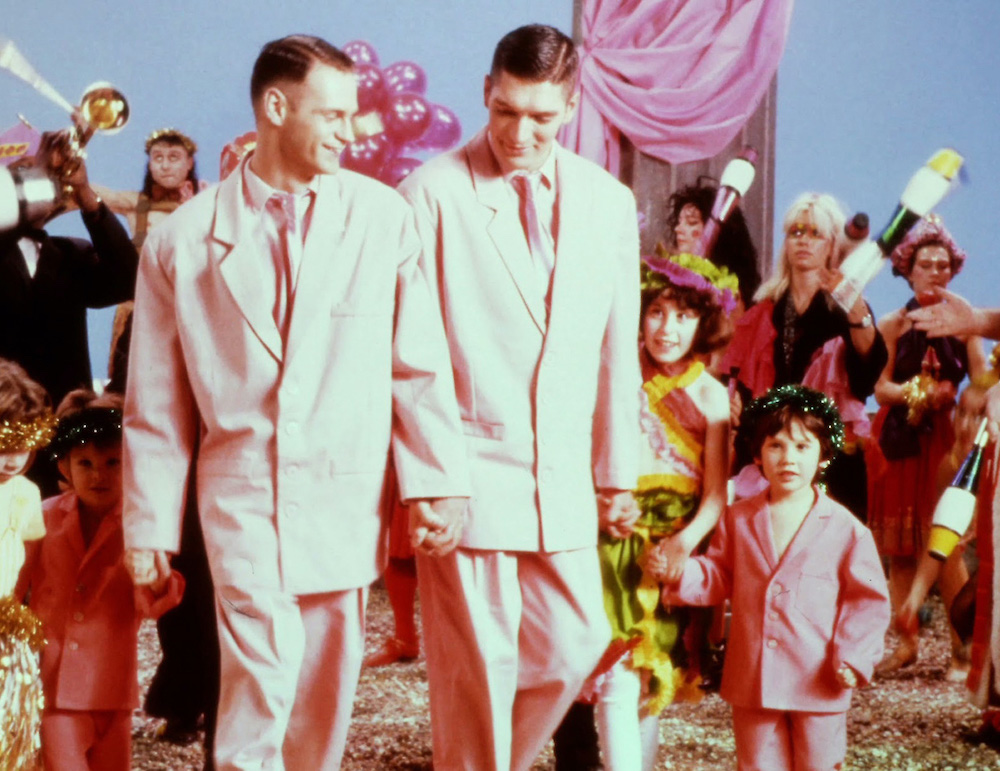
<box><xmin>658</xmin><ymin>386</ymin><xmax>890</xmax><ymax>770</ymax></box>
<box><xmin>20</xmin><ymin>390</ymin><xmax>183</xmax><ymax>771</ymax></box>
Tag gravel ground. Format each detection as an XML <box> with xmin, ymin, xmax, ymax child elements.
<box><xmin>131</xmin><ymin>588</ymin><xmax>1000</xmax><ymax>770</ymax></box>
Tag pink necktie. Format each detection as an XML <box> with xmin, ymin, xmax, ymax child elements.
<box><xmin>512</xmin><ymin>173</ymin><xmax>556</xmax><ymax>283</ymax></box>
<box><xmin>270</xmin><ymin>192</ymin><xmax>300</xmax><ymax>340</ymax></box>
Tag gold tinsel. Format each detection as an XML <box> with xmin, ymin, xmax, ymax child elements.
<box><xmin>0</xmin><ymin>596</ymin><xmax>45</xmax><ymax>770</ymax></box>
<box><xmin>901</xmin><ymin>373</ymin><xmax>935</xmax><ymax>426</ymax></box>
<box><xmin>0</xmin><ymin>412</ymin><xmax>58</xmax><ymax>453</ymax></box>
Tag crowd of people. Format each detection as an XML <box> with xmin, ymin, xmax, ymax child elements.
<box><xmin>1</xmin><ymin>21</ymin><xmax>999</xmax><ymax>771</ymax></box>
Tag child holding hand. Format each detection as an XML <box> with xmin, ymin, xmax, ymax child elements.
<box><xmin>19</xmin><ymin>389</ymin><xmax>184</xmax><ymax>770</ymax></box>
<box><xmin>657</xmin><ymin>385</ymin><xmax>890</xmax><ymax>771</ymax></box>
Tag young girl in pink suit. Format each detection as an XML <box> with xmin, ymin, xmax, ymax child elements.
<box><xmin>19</xmin><ymin>390</ymin><xmax>184</xmax><ymax>771</ymax></box>
<box><xmin>659</xmin><ymin>386</ymin><xmax>890</xmax><ymax>770</ymax></box>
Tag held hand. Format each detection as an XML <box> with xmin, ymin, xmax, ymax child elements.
<box><xmin>408</xmin><ymin>497</ymin><xmax>466</xmax><ymax>557</ymax></box>
<box><xmin>929</xmin><ymin>380</ymin><xmax>957</xmax><ymax>410</ymax></box>
<box><xmin>597</xmin><ymin>489</ymin><xmax>639</xmax><ymax>539</ymax></box>
<box><xmin>729</xmin><ymin>388</ymin><xmax>742</xmax><ymax>429</ymax></box>
<box><xmin>907</xmin><ymin>288</ymin><xmax>980</xmax><ymax>338</ymax></box>
<box><xmin>653</xmin><ymin>532</ymin><xmax>694</xmax><ymax>585</ymax></box>
<box><xmin>148</xmin><ymin>551</ymin><xmax>172</xmax><ymax>595</ymax></box>
<box><xmin>124</xmin><ymin>547</ymin><xmax>157</xmax><ymax>586</ymax></box>
<box><xmin>835</xmin><ymin>664</ymin><xmax>859</xmax><ymax>689</ymax></box>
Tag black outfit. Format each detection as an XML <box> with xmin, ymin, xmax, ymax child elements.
<box><xmin>0</xmin><ymin>203</ymin><xmax>138</xmax><ymax>496</ymax></box>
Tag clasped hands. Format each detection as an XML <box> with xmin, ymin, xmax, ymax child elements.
<box><xmin>409</xmin><ymin>496</ymin><xmax>468</xmax><ymax>557</ymax></box>
<box><xmin>123</xmin><ymin>548</ymin><xmax>172</xmax><ymax>594</ymax></box>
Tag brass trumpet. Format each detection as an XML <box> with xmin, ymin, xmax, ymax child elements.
<box><xmin>0</xmin><ymin>40</ymin><xmax>130</xmax><ymax>231</ymax></box>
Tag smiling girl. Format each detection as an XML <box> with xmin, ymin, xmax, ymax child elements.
<box><xmin>592</xmin><ymin>250</ymin><xmax>734</xmax><ymax>770</ymax></box>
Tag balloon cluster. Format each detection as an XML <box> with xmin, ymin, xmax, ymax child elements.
<box><xmin>340</xmin><ymin>40</ymin><xmax>462</xmax><ymax>188</ymax></box>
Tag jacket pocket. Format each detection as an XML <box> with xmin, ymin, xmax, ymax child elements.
<box><xmin>461</xmin><ymin>419</ymin><xmax>505</xmax><ymax>441</ymax></box>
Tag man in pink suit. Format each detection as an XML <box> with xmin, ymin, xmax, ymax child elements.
<box><xmin>120</xmin><ymin>36</ymin><xmax>470</xmax><ymax>770</ymax></box>
<box><xmin>399</xmin><ymin>24</ymin><xmax>642</xmax><ymax>770</ymax></box>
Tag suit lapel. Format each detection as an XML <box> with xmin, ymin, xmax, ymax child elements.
<box><xmin>547</xmin><ymin>145</ymin><xmax>587</xmax><ymax>331</ymax></box>
<box><xmin>749</xmin><ymin>495</ymin><xmax>780</xmax><ymax>572</ymax></box>
<box><xmin>778</xmin><ymin>489</ymin><xmax>833</xmax><ymax>570</ymax></box>
<box><xmin>213</xmin><ymin>158</ymin><xmax>284</xmax><ymax>363</ymax></box>
<box><xmin>469</xmin><ymin>133</ymin><xmax>547</xmax><ymax>334</ymax></box>
<box><xmin>285</xmin><ymin>173</ymin><xmax>348</xmax><ymax>363</ymax></box>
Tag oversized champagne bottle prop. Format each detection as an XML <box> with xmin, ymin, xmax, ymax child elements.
<box><xmin>694</xmin><ymin>146</ymin><xmax>758</xmax><ymax>259</ymax></box>
<box><xmin>830</xmin><ymin>148</ymin><xmax>963</xmax><ymax>312</ymax></box>
<box><xmin>927</xmin><ymin>417</ymin><xmax>989</xmax><ymax>560</ymax></box>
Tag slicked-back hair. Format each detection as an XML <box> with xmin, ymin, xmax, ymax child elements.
<box><xmin>490</xmin><ymin>24</ymin><xmax>578</xmax><ymax>90</ymax></box>
<box><xmin>250</xmin><ymin>35</ymin><xmax>355</xmax><ymax>108</ymax></box>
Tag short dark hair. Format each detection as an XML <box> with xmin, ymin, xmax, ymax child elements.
<box><xmin>250</xmin><ymin>35</ymin><xmax>355</xmax><ymax>107</ymax></box>
<box><xmin>640</xmin><ymin>285</ymin><xmax>731</xmax><ymax>357</ymax></box>
<box><xmin>744</xmin><ymin>404</ymin><xmax>838</xmax><ymax>465</ymax></box>
<box><xmin>490</xmin><ymin>25</ymin><xmax>578</xmax><ymax>89</ymax></box>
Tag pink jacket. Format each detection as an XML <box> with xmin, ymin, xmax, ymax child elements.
<box><xmin>664</xmin><ymin>488</ymin><xmax>889</xmax><ymax>711</ymax></box>
<box><xmin>122</xmin><ymin>157</ymin><xmax>470</xmax><ymax>594</ymax></box>
<box><xmin>400</xmin><ymin>132</ymin><xmax>641</xmax><ymax>552</ymax></box>
<box><xmin>23</xmin><ymin>492</ymin><xmax>183</xmax><ymax>711</ymax></box>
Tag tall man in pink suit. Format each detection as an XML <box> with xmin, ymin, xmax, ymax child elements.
<box><xmin>400</xmin><ymin>25</ymin><xmax>642</xmax><ymax>770</ymax></box>
<box><xmin>119</xmin><ymin>36</ymin><xmax>470</xmax><ymax>770</ymax></box>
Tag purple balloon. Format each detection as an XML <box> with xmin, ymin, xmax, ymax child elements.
<box><xmin>340</xmin><ymin>133</ymin><xmax>397</xmax><ymax>179</ymax></box>
<box><xmin>380</xmin><ymin>157</ymin><xmax>422</xmax><ymax>188</ymax></box>
<box><xmin>343</xmin><ymin>40</ymin><xmax>380</xmax><ymax>66</ymax></box>
<box><xmin>382</xmin><ymin>61</ymin><xmax>428</xmax><ymax>96</ymax></box>
<box><xmin>382</xmin><ymin>93</ymin><xmax>433</xmax><ymax>146</ymax></box>
<box><xmin>355</xmin><ymin>63</ymin><xmax>388</xmax><ymax>113</ymax></box>
<box><xmin>415</xmin><ymin>103</ymin><xmax>462</xmax><ymax>151</ymax></box>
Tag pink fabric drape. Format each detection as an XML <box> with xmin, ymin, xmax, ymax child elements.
<box><xmin>559</xmin><ymin>0</ymin><xmax>795</xmax><ymax>174</ymax></box>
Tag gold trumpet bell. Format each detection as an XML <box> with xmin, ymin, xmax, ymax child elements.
<box><xmin>79</xmin><ymin>81</ymin><xmax>129</xmax><ymax>134</ymax></box>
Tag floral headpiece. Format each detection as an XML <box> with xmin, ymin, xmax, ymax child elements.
<box><xmin>0</xmin><ymin>411</ymin><xmax>57</xmax><ymax>453</ymax></box>
<box><xmin>48</xmin><ymin>408</ymin><xmax>122</xmax><ymax>460</ymax></box>
<box><xmin>889</xmin><ymin>213</ymin><xmax>966</xmax><ymax>278</ymax></box>
<box><xmin>641</xmin><ymin>244</ymin><xmax>739</xmax><ymax>314</ymax></box>
<box><xmin>145</xmin><ymin>128</ymin><xmax>197</xmax><ymax>155</ymax></box>
<box><xmin>740</xmin><ymin>385</ymin><xmax>845</xmax><ymax>454</ymax></box>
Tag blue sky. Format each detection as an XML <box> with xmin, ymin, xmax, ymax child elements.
<box><xmin>2</xmin><ymin>1</ymin><xmax>998</xmax><ymax>369</ymax></box>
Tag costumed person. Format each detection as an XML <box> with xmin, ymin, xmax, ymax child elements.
<box><xmin>722</xmin><ymin>193</ymin><xmax>888</xmax><ymax>519</ymax></box>
<box><xmin>0</xmin><ymin>130</ymin><xmax>138</xmax><ymax>495</ymax></box>
<box><xmin>0</xmin><ymin>359</ymin><xmax>57</xmax><ymax>771</ymax></box>
<box><xmin>666</xmin><ymin>180</ymin><xmax>761</xmax><ymax>311</ymax></box>
<box><xmin>399</xmin><ymin>24</ymin><xmax>642</xmax><ymax>770</ymax></box>
<box><xmin>94</xmin><ymin>128</ymin><xmax>201</xmax><ymax>393</ymax></box>
<box><xmin>121</xmin><ymin>35</ymin><xmax>470</xmax><ymax>771</ymax></box>
<box><xmin>18</xmin><ymin>389</ymin><xmax>184</xmax><ymax>771</ymax></box>
<box><xmin>98</xmin><ymin>130</ymin><xmax>220</xmax><ymax>764</ymax></box>
<box><xmin>363</xmin><ymin>466</ymin><xmax>419</xmax><ymax>667</ymax></box>
<box><xmin>866</xmin><ymin>215</ymin><xmax>986</xmax><ymax>675</ymax></box>
<box><xmin>592</xmin><ymin>251</ymin><xmax>733</xmax><ymax>771</ymax></box>
<box><xmin>659</xmin><ymin>385</ymin><xmax>890</xmax><ymax>771</ymax></box>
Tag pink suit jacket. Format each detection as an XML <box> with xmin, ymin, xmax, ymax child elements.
<box><xmin>400</xmin><ymin>131</ymin><xmax>641</xmax><ymax>552</ymax></box>
<box><xmin>665</xmin><ymin>488</ymin><xmax>890</xmax><ymax>712</ymax></box>
<box><xmin>122</xmin><ymin>156</ymin><xmax>470</xmax><ymax>594</ymax></box>
<box><xmin>24</xmin><ymin>492</ymin><xmax>183</xmax><ymax>711</ymax></box>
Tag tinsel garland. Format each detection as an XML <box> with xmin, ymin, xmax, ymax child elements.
<box><xmin>0</xmin><ymin>595</ymin><xmax>45</xmax><ymax>770</ymax></box>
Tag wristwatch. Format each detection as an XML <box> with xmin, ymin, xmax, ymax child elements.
<box><xmin>848</xmin><ymin>313</ymin><xmax>873</xmax><ymax>329</ymax></box>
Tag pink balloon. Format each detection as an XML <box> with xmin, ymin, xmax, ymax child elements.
<box><xmin>355</xmin><ymin>63</ymin><xmax>388</xmax><ymax>113</ymax></box>
<box><xmin>383</xmin><ymin>61</ymin><xmax>428</xmax><ymax>96</ymax></box>
<box><xmin>382</xmin><ymin>93</ymin><xmax>432</xmax><ymax>146</ymax></box>
<box><xmin>342</xmin><ymin>40</ymin><xmax>379</xmax><ymax>66</ymax></box>
<box><xmin>340</xmin><ymin>133</ymin><xmax>396</xmax><ymax>179</ymax></box>
<box><xmin>415</xmin><ymin>103</ymin><xmax>462</xmax><ymax>151</ymax></box>
<box><xmin>380</xmin><ymin>157</ymin><xmax>422</xmax><ymax>188</ymax></box>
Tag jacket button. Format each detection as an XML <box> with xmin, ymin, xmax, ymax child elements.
<box><xmin>767</xmin><ymin>639</ymin><xmax>777</xmax><ymax>649</ymax></box>
<box><xmin>68</xmin><ymin>641</ymin><xmax>79</xmax><ymax>651</ymax></box>
<box><xmin>72</xmin><ymin>612</ymin><xmax>84</xmax><ymax>622</ymax></box>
